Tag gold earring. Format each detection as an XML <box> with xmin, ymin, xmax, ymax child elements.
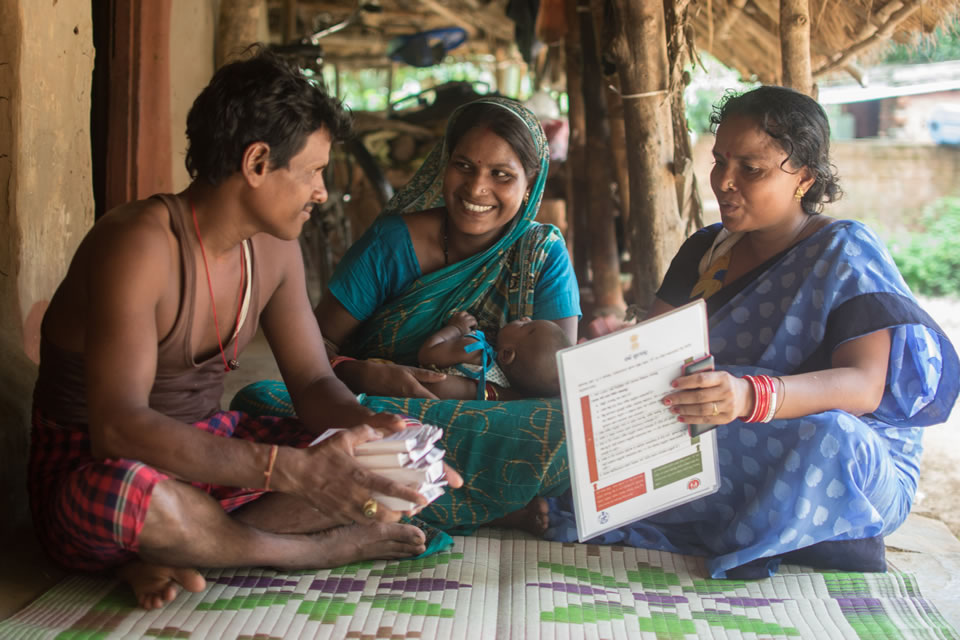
<box><xmin>795</xmin><ymin>186</ymin><xmax>805</xmax><ymax>202</ymax></box>
<box><xmin>523</xmin><ymin>192</ymin><xmax>530</xmax><ymax>206</ymax></box>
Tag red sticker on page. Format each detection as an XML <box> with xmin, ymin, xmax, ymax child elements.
<box><xmin>687</xmin><ymin>478</ymin><xmax>700</xmax><ymax>490</ymax></box>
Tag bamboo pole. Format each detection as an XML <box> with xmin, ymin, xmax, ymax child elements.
<box><xmin>217</xmin><ymin>0</ymin><xmax>265</xmax><ymax>68</ymax></box>
<box><xmin>578</xmin><ymin>0</ymin><xmax>625</xmax><ymax>314</ymax></box>
<box><xmin>606</xmin><ymin>0</ymin><xmax>682</xmax><ymax>310</ymax></box>
<box><xmin>665</xmin><ymin>0</ymin><xmax>704</xmax><ymax>238</ymax></box>
<box><xmin>780</xmin><ymin>0</ymin><xmax>813</xmax><ymax>96</ymax></box>
<box><xmin>590</xmin><ymin>0</ymin><xmax>630</xmax><ymax>227</ymax></box>
<box><xmin>282</xmin><ymin>0</ymin><xmax>298</xmax><ymax>44</ymax></box>
<box><xmin>716</xmin><ymin>0</ymin><xmax>749</xmax><ymax>41</ymax></box>
<box><xmin>564</xmin><ymin>0</ymin><xmax>590</xmax><ymax>286</ymax></box>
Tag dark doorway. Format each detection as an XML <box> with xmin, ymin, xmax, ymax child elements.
<box><xmin>89</xmin><ymin>0</ymin><xmax>173</xmax><ymax>219</ymax></box>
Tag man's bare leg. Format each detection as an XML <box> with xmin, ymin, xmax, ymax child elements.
<box><xmin>121</xmin><ymin>479</ymin><xmax>426</xmax><ymax>608</ymax></box>
<box><xmin>230</xmin><ymin>491</ymin><xmax>351</xmax><ymax>533</ymax></box>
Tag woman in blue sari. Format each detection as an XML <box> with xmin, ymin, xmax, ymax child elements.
<box><xmin>235</xmin><ymin>97</ymin><xmax>580</xmax><ymax>538</ymax></box>
<box><xmin>548</xmin><ymin>85</ymin><xmax>959</xmax><ymax>578</ymax></box>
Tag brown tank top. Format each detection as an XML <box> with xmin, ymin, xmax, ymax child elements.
<box><xmin>34</xmin><ymin>193</ymin><xmax>261</xmax><ymax>425</ymax></box>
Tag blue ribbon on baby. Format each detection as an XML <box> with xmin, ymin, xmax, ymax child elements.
<box><xmin>454</xmin><ymin>330</ymin><xmax>498</xmax><ymax>400</ymax></box>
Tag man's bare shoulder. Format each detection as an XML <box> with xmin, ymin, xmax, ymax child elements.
<box><xmin>45</xmin><ymin>198</ymin><xmax>178</xmax><ymax>348</ymax></box>
<box><xmin>88</xmin><ymin>197</ymin><xmax>177</xmax><ymax>257</ymax></box>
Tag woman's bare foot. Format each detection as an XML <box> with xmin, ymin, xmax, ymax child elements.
<box><xmin>303</xmin><ymin>522</ymin><xmax>427</xmax><ymax>568</ymax></box>
<box><xmin>116</xmin><ymin>561</ymin><xmax>206</xmax><ymax>610</ymax></box>
<box><xmin>489</xmin><ymin>497</ymin><xmax>550</xmax><ymax>536</ymax></box>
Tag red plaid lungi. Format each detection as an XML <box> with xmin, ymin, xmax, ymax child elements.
<box><xmin>28</xmin><ymin>407</ymin><xmax>316</xmax><ymax>572</ymax></box>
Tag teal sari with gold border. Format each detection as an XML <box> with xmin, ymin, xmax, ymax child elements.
<box><xmin>232</xmin><ymin>97</ymin><xmax>577</xmax><ymax>535</ymax></box>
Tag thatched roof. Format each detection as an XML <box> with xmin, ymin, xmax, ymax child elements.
<box><xmin>691</xmin><ymin>0</ymin><xmax>960</xmax><ymax>84</ymax></box>
<box><xmin>269</xmin><ymin>0</ymin><xmax>960</xmax><ymax>83</ymax></box>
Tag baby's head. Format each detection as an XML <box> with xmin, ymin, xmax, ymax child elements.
<box><xmin>496</xmin><ymin>318</ymin><xmax>572</xmax><ymax>397</ymax></box>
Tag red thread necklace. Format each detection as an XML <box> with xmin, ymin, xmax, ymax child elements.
<box><xmin>190</xmin><ymin>200</ymin><xmax>245</xmax><ymax>371</ymax></box>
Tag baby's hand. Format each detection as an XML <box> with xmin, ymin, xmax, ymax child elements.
<box><xmin>449</xmin><ymin>311</ymin><xmax>477</xmax><ymax>335</ymax></box>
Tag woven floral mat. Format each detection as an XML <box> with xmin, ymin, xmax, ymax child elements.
<box><xmin>2</xmin><ymin>529</ymin><xmax>957</xmax><ymax>639</ymax></box>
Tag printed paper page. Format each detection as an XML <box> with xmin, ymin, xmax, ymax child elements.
<box><xmin>557</xmin><ymin>300</ymin><xmax>720</xmax><ymax>541</ymax></box>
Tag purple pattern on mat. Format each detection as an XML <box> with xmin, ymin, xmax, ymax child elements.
<box><xmin>836</xmin><ymin>597</ymin><xmax>886</xmax><ymax>614</ymax></box>
<box><xmin>528</xmin><ymin>582</ymin><xmax>614</xmax><ymax>596</ymax></box>
<box><xmin>308</xmin><ymin>578</ymin><xmax>370</xmax><ymax>594</ymax></box>
<box><xmin>709</xmin><ymin>597</ymin><xmax>790</xmax><ymax>607</ymax></box>
<box><xmin>212</xmin><ymin>576</ymin><xmax>298</xmax><ymax>589</ymax></box>
<box><xmin>630</xmin><ymin>592</ymin><xmax>689</xmax><ymax>605</ymax></box>
<box><xmin>378</xmin><ymin>578</ymin><xmax>472</xmax><ymax>592</ymax></box>
<box><xmin>700</xmin><ymin>608</ymin><xmax>738</xmax><ymax>616</ymax></box>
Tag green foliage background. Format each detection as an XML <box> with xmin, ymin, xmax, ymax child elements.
<box><xmin>883</xmin><ymin>17</ymin><xmax>960</xmax><ymax>64</ymax></box>
<box><xmin>888</xmin><ymin>197</ymin><xmax>960</xmax><ymax>297</ymax></box>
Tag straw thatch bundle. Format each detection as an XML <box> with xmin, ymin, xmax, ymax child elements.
<box><xmin>270</xmin><ymin>0</ymin><xmax>959</xmax><ymax>83</ymax></box>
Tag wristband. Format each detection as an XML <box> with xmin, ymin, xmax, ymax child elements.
<box><xmin>263</xmin><ymin>444</ymin><xmax>279</xmax><ymax>491</ymax></box>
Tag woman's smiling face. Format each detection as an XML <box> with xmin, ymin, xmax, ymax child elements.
<box><xmin>442</xmin><ymin>125</ymin><xmax>530</xmax><ymax>242</ymax></box>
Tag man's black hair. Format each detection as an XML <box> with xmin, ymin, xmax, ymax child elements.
<box><xmin>185</xmin><ymin>46</ymin><xmax>352</xmax><ymax>185</ymax></box>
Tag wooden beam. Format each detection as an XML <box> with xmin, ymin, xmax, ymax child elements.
<box><xmin>217</xmin><ymin>0</ymin><xmax>265</xmax><ymax>68</ymax></box>
<box><xmin>842</xmin><ymin>62</ymin><xmax>867</xmax><ymax>86</ymax></box>
<box><xmin>814</xmin><ymin>0</ymin><xmax>920</xmax><ymax>77</ymax></box>
<box><xmin>579</xmin><ymin>0</ymin><xmax>625</xmax><ymax>313</ymax></box>
<box><xmin>606</xmin><ymin>0</ymin><xmax>682</xmax><ymax>309</ymax></box>
<box><xmin>282</xmin><ymin>0</ymin><xmax>297</xmax><ymax>43</ymax></box>
<box><xmin>850</xmin><ymin>0</ymin><xmax>904</xmax><ymax>41</ymax></box>
<box><xmin>691</xmin><ymin>10</ymin><xmax>780</xmax><ymax>81</ymax></box>
<box><xmin>563</xmin><ymin>0</ymin><xmax>589</xmax><ymax>285</ymax></box>
<box><xmin>419</xmin><ymin>0</ymin><xmax>479</xmax><ymax>38</ymax></box>
<box><xmin>715</xmin><ymin>0</ymin><xmax>748</xmax><ymax>42</ymax></box>
<box><xmin>780</xmin><ymin>0</ymin><xmax>813</xmax><ymax>96</ymax></box>
<box><xmin>665</xmin><ymin>0</ymin><xmax>704</xmax><ymax>238</ymax></box>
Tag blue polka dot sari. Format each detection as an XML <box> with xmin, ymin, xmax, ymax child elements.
<box><xmin>547</xmin><ymin>220</ymin><xmax>959</xmax><ymax>578</ymax></box>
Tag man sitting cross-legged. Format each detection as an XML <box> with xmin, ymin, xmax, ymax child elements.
<box><xmin>28</xmin><ymin>48</ymin><xmax>462</xmax><ymax>611</ymax></box>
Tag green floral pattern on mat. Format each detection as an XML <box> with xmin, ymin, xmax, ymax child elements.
<box><xmin>536</xmin><ymin>558</ymin><xmax>801</xmax><ymax>638</ymax></box>
<box><xmin>0</xmin><ymin>530</ymin><xmax>956</xmax><ymax>639</ymax></box>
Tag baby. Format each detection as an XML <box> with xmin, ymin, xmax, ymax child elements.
<box><xmin>418</xmin><ymin>311</ymin><xmax>573</xmax><ymax>401</ymax></box>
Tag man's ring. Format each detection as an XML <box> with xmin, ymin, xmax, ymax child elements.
<box><xmin>363</xmin><ymin>498</ymin><xmax>378</xmax><ymax>518</ymax></box>
<box><xmin>711</xmin><ymin>402</ymin><xmax>719</xmax><ymax>416</ymax></box>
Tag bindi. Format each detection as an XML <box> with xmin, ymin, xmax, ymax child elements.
<box><xmin>724</xmin><ymin>152</ymin><xmax>731</xmax><ymax>159</ymax></box>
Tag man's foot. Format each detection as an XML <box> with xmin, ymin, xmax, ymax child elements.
<box><xmin>116</xmin><ymin>561</ymin><xmax>207</xmax><ymax>610</ymax></box>
<box><xmin>304</xmin><ymin>522</ymin><xmax>427</xmax><ymax>567</ymax></box>
<box><xmin>489</xmin><ymin>497</ymin><xmax>550</xmax><ymax>536</ymax></box>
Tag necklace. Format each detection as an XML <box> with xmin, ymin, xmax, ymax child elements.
<box><xmin>189</xmin><ymin>200</ymin><xmax>244</xmax><ymax>372</ymax></box>
<box><xmin>442</xmin><ymin>215</ymin><xmax>449</xmax><ymax>265</ymax></box>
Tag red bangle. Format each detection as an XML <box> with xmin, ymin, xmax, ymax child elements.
<box><xmin>744</xmin><ymin>375</ymin><xmax>764</xmax><ymax>423</ymax></box>
<box><xmin>744</xmin><ymin>375</ymin><xmax>776</xmax><ymax>423</ymax></box>
<box><xmin>330</xmin><ymin>355</ymin><xmax>356</xmax><ymax>369</ymax></box>
<box><xmin>484</xmin><ymin>381</ymin><xmax>499</xmax><ymax>401</ymax></box>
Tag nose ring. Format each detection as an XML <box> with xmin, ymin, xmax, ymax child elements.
<box><xmin>726</xmin><ymin>181</ymin><xmax>734</xmax><ymax>190</ymax></box>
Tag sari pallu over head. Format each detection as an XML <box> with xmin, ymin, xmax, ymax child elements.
<box><xmin>341</xmin><ymin>97</ymin><xmax>561</xmax><ymax>364</ymax></box>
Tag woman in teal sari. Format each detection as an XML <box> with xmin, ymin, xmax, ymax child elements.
<box><xmin>234</xmin><ymin>97</ymin><xmax>580</xmax><ymax>537</ymax></box>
